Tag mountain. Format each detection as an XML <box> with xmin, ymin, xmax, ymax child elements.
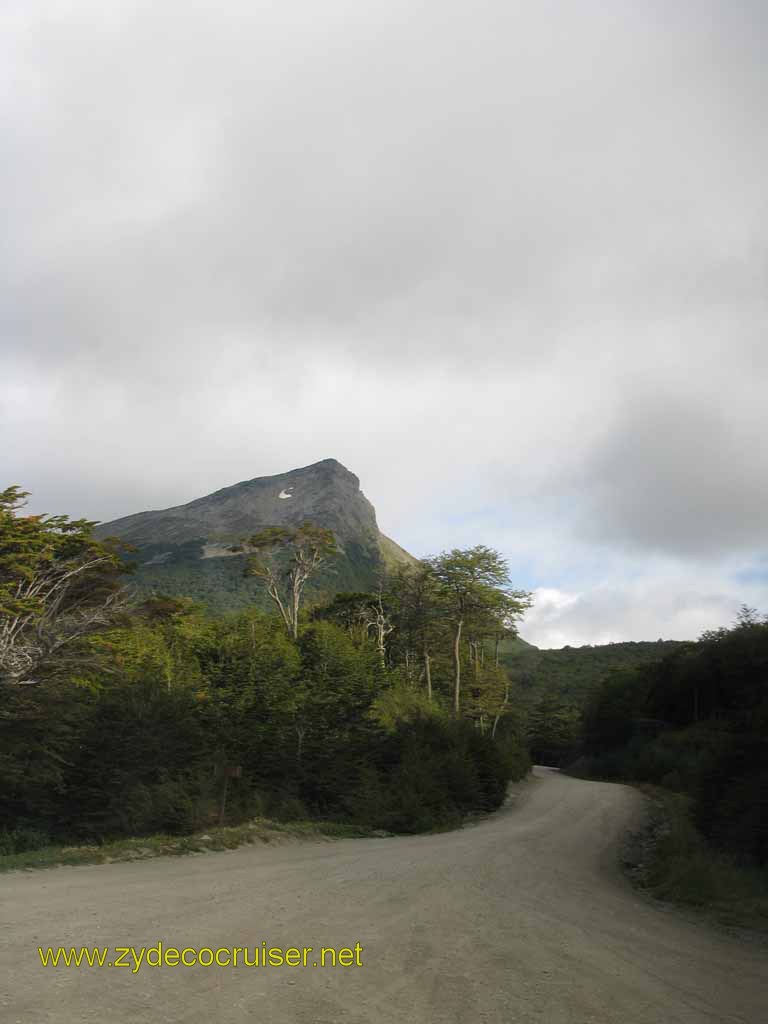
<box><xmin>94</xmin><ymin>459</ymin><xmax>417</xmax><ymax>612</ymax></box>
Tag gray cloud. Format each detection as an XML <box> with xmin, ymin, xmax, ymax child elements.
<box><xmin>2</xmin><ymin>0</ymin><xmax>767</xmax><ymax>643</ymax></box>
<box><xmin>578</xmin><ymin>386</ymin><xmax>768</xmax><ymax>558</ymax></box>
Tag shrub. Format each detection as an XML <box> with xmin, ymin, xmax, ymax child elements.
<box><xmin>0</xmin><ymin>827</ymin><xmax>51</xmax><ymax>855</ymax></box>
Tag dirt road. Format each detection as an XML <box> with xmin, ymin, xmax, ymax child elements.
<box><xmin>1</xmin><ymin>768</ymin><xmax>766</xmax><ymax>1023</ymax></box>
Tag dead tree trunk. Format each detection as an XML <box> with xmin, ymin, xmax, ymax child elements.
<box><xmin>453</xmin><ymin>618</ymin><xmax>463</xmax><ymax>716</ymax></box>
<box><xmin>365</xmin><ymin>592</ymin><xmax>394</xmax><ymax>668</ymax></box>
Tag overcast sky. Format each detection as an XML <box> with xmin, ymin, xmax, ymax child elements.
<box><xmin>3</xmin><ymin>1</ymin><xmax>767</xmax><ymax>647</ymax></box>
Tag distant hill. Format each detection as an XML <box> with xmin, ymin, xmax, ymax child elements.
<box><xmin>499</xmin><ymin>637</ymin><xmax>689</xmax><ymax>707</ymax></box>
<box><xmin>95</xmin><ymin>459</ymin><xmax>416</xmax><ymax>612</ymax></box>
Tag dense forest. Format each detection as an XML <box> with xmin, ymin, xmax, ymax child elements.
<box><xmin>499</xmin><ymin>637</ymin><xmax>686</xmax><ymax>766</ymax></box>
<box><xmin>574</xmin><ymin>610</ymin><xmax>768</xmax><ymax>868</ymax></box>
<box><xmin>501</xmin><ymin>637</ymin><xmax>685</xmax><ymax>703</ymax></box>
<box><xmin>0</xmin><ymin>486</ymin><xmax>532</xmax><ymax>852</ymax></box>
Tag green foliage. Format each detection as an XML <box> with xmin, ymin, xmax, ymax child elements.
<box><xmin>427</xmin><ymin>545</ymin><xmax>512</xmax><ymax>595</ymax></box>
<box><xmin>1</xmin><ymin>489</ymin><xmax>533</xmax><ymax>845</ymax></box>
<box><xmin>387</xmin><ymin>549</ymin><xmax>532</xmax><ymax>717</ymax></box>
<box><xmin>500</xmin><ymin>638</ymin><xmax>686</xmax><ymax>706</ymax></box>
<box><xmin>526</xmin><ymin>692</ymin><xmax>581</xmax><ymax>766</ymax></box>
<box><xmin>1</xmin><ymin>598</ymin><xmax>529</xmax><ymax>841</ymax></box>
<box><xmin>426</xmin><ymin>546</ymin><xmax>532</xmax><ymax>650</ymax></box>
<box><xmin>370</xmin><ymin>677</ymin><xmax>445</xmax><ymax>730</ymax></box>
<box><xmin>345</xmin><ymin>717</ymin><xmax>519</xmax><ymax>833</ymax></box>
<box><xmin>0</xmin><ymin>485</ymin><xmax>128</xmax><ymax>682</ymax></box>
<box><xmin>574</xmin><ymin>614</ymin><xmax>768</xmax><ymax>867</ymax></box>
<box><xmin>0</xmin><ymin>826</ymin><xmax>51</xmax><ymax>856</ymax></box>
<box><xmin>0</xmin><ymin>679</ymin><xmax>92</xmax><ymax>830</ymax></box>
<box><xmin>625</xmin><ymin>789</ymin><xmax>768</xmax><ymax>928</ymax></box>
<box><xmin>67</xmin><ymin>671</ymin><xmax>211</xmax><ymax>837</ymax></box>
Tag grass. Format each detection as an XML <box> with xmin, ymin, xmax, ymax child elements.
<box><xmin>0</xmin><ymin>817</ymin><xmax>379</xmax><ymax>874</ymax></box>
<box><xmin>623</xmin><ymin>787</ymin><xmax>768</xmax><ymax>933</ymax></box>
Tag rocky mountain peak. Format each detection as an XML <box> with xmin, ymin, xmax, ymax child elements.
<box><xmin>94</xmin><ymin>459</ymin><xmax>415</xmax><ymax>612</ymax></box>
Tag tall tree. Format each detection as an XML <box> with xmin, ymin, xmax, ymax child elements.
<box><xmin>427</xmin><ymin>546</ymin><xmax>531</xmax><ymax>716</ymax></box>
<box><xmin>386</xmin><ymin>563</ymin><xmax>446</xmax><ymax>701</ymax></box>
<box><xmin>239</xmin><ymin>522</ymin><xmax>337</xmax><ymax>640</ymax></box>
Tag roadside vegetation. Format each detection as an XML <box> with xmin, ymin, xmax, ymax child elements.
<box><xmin>500</xmin><ymin>638</ymin><xmax>686</xmax><ymax>767</ymax></box>
<box><xmin>0</xmin><ymin>816</ymin><xmax>376</xmax><ymax>873</ymax></box>
<box><xmin>569</xmin><ymin>608</ymin><xmax>768</xmax><ymax>930</ymax></box>
<box><xmin>621</xmin><ymin>787</ymin><xmax>768</xmax><ymax>931</ymax></box>
<box><xmin>0</xmin><ymin>486</ymin><xmax>531</xmax><ymax>861</ymax></box>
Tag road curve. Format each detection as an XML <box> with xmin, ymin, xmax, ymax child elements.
<box><xmin>1</xmin><ymin>768</ymin><xmax>766</xmax><ymax>1023</ymax></box>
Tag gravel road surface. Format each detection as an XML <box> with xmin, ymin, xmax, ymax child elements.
<box><xmin>2</xmin><ymin>767</ymin><xmax>766</xmax><ymax>1023</ymax></box>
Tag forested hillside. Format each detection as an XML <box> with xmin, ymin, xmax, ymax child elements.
<box><xmin>501</xmin><ymin>638</ymin><xmax>686</xmax><ymax>702</ymax></box>
<box><xmin>573</xmin><ymin>609</ymin><xmax>768</xmax><ymax>869</ymax></box>
<box><xmin>499</xmin><ymin>637</ymin><xmax>686</xmax><ymax>766</ymax></box>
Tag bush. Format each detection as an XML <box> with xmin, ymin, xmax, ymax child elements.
<box><xmin>632</xmin><ymin>790</ymin><xmax>768</xmax><ymax>927</ymax></box>
<box><xmin>345</xmin><ymin>717</ymin><xmax>524</xmax><ymax>833</ymax></box>
<box><xmin>578</xmin><ymin>618</ymin><xmax>768</xmax><ymax>870</ymax></box>
<box><xmin>696</xmin><ymin>735</ymin><xmax>768</xmax><ymax>866</ymax></box>
<box><xmin>269</xmin><ymin>796</ymin><xmax>309</xmax><ymax>822</ymax></box>
<box><xmin>0</xmin><ymin>826</ymin><xmax>51</xmax><ymax>855</ymax></box>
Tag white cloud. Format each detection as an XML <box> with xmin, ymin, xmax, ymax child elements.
<box><xmin>519</xmin><ymin>564</ymin><xmax>763</xmax><ymax>649</ymax></box>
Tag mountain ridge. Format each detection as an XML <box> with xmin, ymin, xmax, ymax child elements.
<box><xmin>94</xmin><ymin>458</ymin><xmax>416</xmax><ymax>611</ymax></box>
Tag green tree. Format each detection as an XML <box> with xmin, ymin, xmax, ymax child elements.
<box><xmin>296</xmin><ymin>621</ymin><xmax>381</xmax><ymax>810</ymax></box>
<box><xmin>0</xmin><ymin>486</ymin><xmax>128</xmax><ymax>684</ymax></box>
<box><xmin>386</xmin><ymin>563</ymin><xmax>448</xmax><ymax>701</ymax></box>
<box><xmin>527</xmin><ymin>693</ymin><xmax>580</xmax><ymax>766</ymax></box>
<box><xmin>426</xmin><ymin>546</ymin><xmax>531</xmax><ymax>716</ymax></box>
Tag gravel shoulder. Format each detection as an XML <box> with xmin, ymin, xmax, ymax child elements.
<box><xmin>1</xmin><ymin>767</ymin><xmax>766</xmax><ymax>1024</ymax></box>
